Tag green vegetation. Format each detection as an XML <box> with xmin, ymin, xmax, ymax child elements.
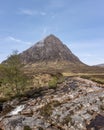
<box><xmin>40</xmin><ymin>100</ymin><xmax>61</xmax><ymax>118</ymax></box>
<box><xmin>0</xmin><ymin>51</ymin><xmax>32</xmax><ymax>98</ymax></box>
<box><xmin>40</xmin><ymin>102</ymin><xmax>53</xmax><ymax>117</ymax></box>
<box><xmin>48</xmin><ymin>76</ymin><xmax>58</xmax><ymax>88</ymax></box>
<box><xmin>80</xmin><ymin>74</ymin><xmax>104</xmax><ymax>84</ymax></box>
<box><xmin>24</xmin><ymin>126</ymin><xmax>32</xmax><ymax>130</ymax></box>
<box><xmin>63</xmin><ymin>72</ymin><xmax>104</xmax><ymax>85</ymax></box>
<box><xmin>48</xmin><ymin>73</ymin><xmax>64</xmax><ymax>88</ymax></box>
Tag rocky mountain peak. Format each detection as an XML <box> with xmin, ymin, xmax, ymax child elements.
<box><xmin>44</xmin><ymin>34</ymin><xmax>59</xmax><ymax>40</ymax></box>
<box><xmin>20</xmin><ymin>34</ymin><xmax>82</xmax><ymax>64</ymax></box>
<box><xmin>43</xmin><ymin>34</ymin><xmax>62</xmax><ymax>44</ymax></box>
<box><xmin>34</xmin><ymin>34</ymin><xmax>62</xmax><ymax>47</ymax></box>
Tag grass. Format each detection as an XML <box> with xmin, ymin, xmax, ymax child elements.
<box><xmin>80</xmin><ymin>74</ymin><xmax>104</xmax><ymax>84</ymax></box>
<box><xmin>0</xmin><ymin>72</ymin><xmax>104</xmax><ymax>101</ymax></box>
<box><xmin>0</xmin><ymin>72</ymin><xmax>62</xmax><ymax>100</ymax></box>
<box><xmin>0</xmin><ymin>97</ymin><xmax>10</xmax><ymax>103</ymax></box>
<box><xmin>62</xmin><ymin>72</ymin><xmax>104</xmax><ymax>85</ymax></box>
<box><xmin>48</xmin><ymin>76</ymin><xmax>58</xmax><ymax>89</ymax></box>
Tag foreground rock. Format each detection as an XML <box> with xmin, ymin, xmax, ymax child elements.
<box><xmin>0</xmin><ymin>77</ymin><xmax>104</xmax><ymax>130</ymax></box>
<box><xmin>86</xmin><ymin>114</ymin><xmax>104</xmax><ymax>130</ymax></box>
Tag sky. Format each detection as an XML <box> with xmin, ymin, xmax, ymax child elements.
<box><xmin>0</xmin><ymin>0</ymin><xmax>104</xmax><ymax>65</ymax></box>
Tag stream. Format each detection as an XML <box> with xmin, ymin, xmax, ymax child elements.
<box><xmin>8</xmin><ymin>105</ymin><xmax>25</xmax><ymax>116</ymax></box>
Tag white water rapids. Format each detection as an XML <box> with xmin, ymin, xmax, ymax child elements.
<box><xmin>8</xmin><ymin>105</ymin><xmax>25</xmax><ymax>116</ymax></box>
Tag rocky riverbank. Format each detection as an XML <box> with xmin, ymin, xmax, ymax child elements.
<box><xmin>0</xmin><ymin>77</ymin><xmax>104</xmax><ymax>130</ymax></box>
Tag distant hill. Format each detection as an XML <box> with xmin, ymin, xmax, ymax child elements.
<box><xmin>20</xmin><ymin>34</ymin><xmax>83</xmax><ymax>65</ymax></box>
<box><xmin>95</xmin><ymin>64</ymin><xmax>104</xmax><ymax>67</ymax></box>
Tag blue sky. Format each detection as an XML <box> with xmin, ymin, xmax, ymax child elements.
<box><xmin>0</xmin><ymin>0</ymin><xmax>104</xmax><ymax>65</ymax></box>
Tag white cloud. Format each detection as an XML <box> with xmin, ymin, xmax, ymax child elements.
<box><xmin>0</xmin><ymin>36</ymin><xmax>32</xmax><ymax>45</ymax></box>
<box><xmin>8</xmin><ymin>36</ymin><xmax>23</xmax><ymax>42</ymax></box>
<box><xmin>19</xmin><ymin>9</ymin><xmax>37</xmax><ymax>16</ymax></box>
<box><xmin>7</xmin><ymin>36</ymin><xmax>32</xmax><ymax>45</ymax></box>
<box><xmin>19</xmin><ymin>9</ymin><xmax>46</xmax><ymax>16</ymax></box>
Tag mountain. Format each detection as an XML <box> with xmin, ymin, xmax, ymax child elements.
<box><xmin>20</xmin><ymin>34</ymin><xmax>83</xmax><ymax>64</ymax></box>
<box><xmin>95</xmin><ymin>64</ymin><xmax>104</xmax><ymax>67</ymax></box>
<box><xmin>3</xmin><ymin>34</ymin><xmax>104</xmax><ymax>73</ymax></box>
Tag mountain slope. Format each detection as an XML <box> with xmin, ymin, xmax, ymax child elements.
<box><xmin>20</xmin><ymin>34</ymin><xmax>83</xmax><ymax>64</ymax></box>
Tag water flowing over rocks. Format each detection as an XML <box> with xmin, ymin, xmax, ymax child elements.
<box><xmin>8</xmin><ymin>105</ymin><xmax>25</xmax><ymax>116</ymax></box>
<box><xmin>0</xmin><ymin>77</ymin><xmax>104</xmax><ymax>130</ymax></box>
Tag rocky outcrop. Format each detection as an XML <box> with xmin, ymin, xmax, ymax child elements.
<box><xmin>0</xmin><ymin>77</ymin><xmax>104</xmax><ymax>130</ymax></box>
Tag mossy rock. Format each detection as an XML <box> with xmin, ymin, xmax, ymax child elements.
<box><xmin>24</xmin><ymin>126</ymin><xmax>32</xmax><ymax>130</ymax></box>
<box><xmin>40</xmin><ymin>103</ymin><xmax>53</xmax><ymax>117</ymax></box>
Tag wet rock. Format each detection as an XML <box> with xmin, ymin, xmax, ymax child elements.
<box><xmin>86</xmin><ymin>114</ymin><xmax>104</xmax><ymax>130</ymax></box>
<box><xmin>20</xmin><ymin>108</ymin><xmax>33</xmax><ymax>116</ymax></box>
